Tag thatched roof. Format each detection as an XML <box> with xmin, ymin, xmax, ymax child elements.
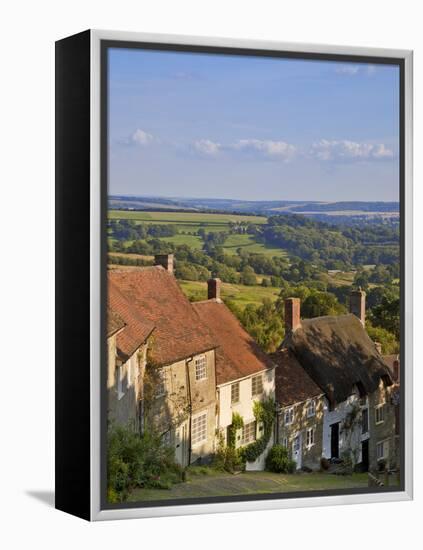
<box><xmin>284</xmin><ymin>313</ymin><xmax>392</xmax><ymax>405</ymax></box>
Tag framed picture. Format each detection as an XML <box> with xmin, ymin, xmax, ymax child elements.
<box><xmin>55</xmin><ymin>29</ymin><xmax>413</xmax><ymax>521</ymax></box>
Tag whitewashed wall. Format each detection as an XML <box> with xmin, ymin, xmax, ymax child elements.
<box><xmin>322</xmin><ymin>391</ymin><xmax>363</xmax><ymax>463</ymax></box>
<box><xmin>218</xmin><ymin>368</ymin><xmax>275</xmax><ymax>431</ymax></box>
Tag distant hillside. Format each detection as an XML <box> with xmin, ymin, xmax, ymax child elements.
<box><xmin>109</xmin><ymin>195</ymin><xmax>399</xmax><ymax>224</ymax></box>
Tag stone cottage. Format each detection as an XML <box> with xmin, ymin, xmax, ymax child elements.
<box><xmin>281</xmin><ymin>292</ymin><xmax>394</xmax><ymax>472</ymax></box>
<box><xmin>108</xmin><ymin>255</ymin><xmax>218</xmax><ymax>467</ymax></box>
<box><xmin>107</xmin><ymin>280</ymin><xmax>154</xmax><ymax>430</ymax></box>
<box><xmin>193</xmin><ymin>278</ymin><xmax>276</xmax><ymax>470</ymax></box>
<box><xmin>368</xmin><ymin>353</ymin><xmax>400</xmax><ymax>472</ymax></box>
<box><xmin>271</xmin><ymin>348</ymin><xmax>325</xmax><ymax>470</ymax></box>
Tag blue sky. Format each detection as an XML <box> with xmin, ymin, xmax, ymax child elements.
<box><xmin>108</xmin><ymin>47</ymin><xmax>399</xmax><ymax>201</ymax></box>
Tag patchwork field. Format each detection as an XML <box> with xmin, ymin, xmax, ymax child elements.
<box><xmin>108</xmin><ymin>210</ymin><xmax>267</xmax><ymax>225</ymax></box>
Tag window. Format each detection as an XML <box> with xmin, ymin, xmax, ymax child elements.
<box><xmin>116</xmin><ymin>365</ymin><xmax>125</xmax><ymax>400</ymax></box>
<box><xmin>192</xmin><ymin>413</ymin><xmax>207</xmax><ymax>446</ymax></box>
<box><xmin>375</xmin><ymin>404</ymin><xmax>385</xmax><ymax>424</ymax></box>
<box><xmin>241</xmin><ymin>421</ymin><xmax>256</xmax><ymax>445</ymax></box>
<box><xmin>306</xmin><ymin>427</ymin><xmax>315</xmax><ymax>448</ymax></box>
<box><xmin>251</xmin><ymin>375</ymin><xmax>263</xmax><ymax>397</ymax></box>
<box><xmin>282</xmin><ymin>437</ymin><xmax>288</xmax><ymax>448</ymax></box>
<box><xmin>376</xmin><ymin>440</ymin><xmax>389</xmax><ymax>460</ymax></box>
<box><xmin>231</xmin><ymin>382</ymin><xmax>240</xmax><ymax>404</ymax></box>
<box><xmin>362</xmin><ymin>408</ymin><xmax>369</xmax><ymax>434</ymax></box>
<box><xmin>155</xmin><ymin>370</ymin><xmax>167</xmax><ymax>398</ymax></box>
<box><xmin>306</xmin><ymin>399</ymin><xmax>316</xmax><ymax>418</ymax></box>
<box><xmin>195</xmin><ymin>356</ymin><xmax>207</xmax><ymax>381</ymax></box>
<box><xmin>284</xmin><ymin>407</ymin><xmax>294</xmax><ymax>425</ymax></box>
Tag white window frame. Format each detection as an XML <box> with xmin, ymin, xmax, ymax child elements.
<box><xmin>306</xmin><ymin>427</ymin><xmax>315</xmax><ymax>448</ymax></box>
<box><xmin>241</xmin><ymin>420</ymin><xmax>257</xmax><ymax>446</ymax></box>
<box><xmin>282</xmin><ymin>436</ymin><xmax>288</xmax><ymax>449</ymax></box>
<box><xmin>251</xmin><ymin>374</ymin><xmax>263</xmax><ymax>397</ymax></box>
<box><xmin>362</xmin><ymin>407</ymin><xmax>369</xmax><ymax>434</ymax></box>
<box><xmin>284</xmin><ymin>407</ymin><xmax>294</xmax><ymax>425</ymax></box>
<box><xmin>375</xmin><ymin>403</ymin><xmax>385</xmax><ymax>425</ymax></box>
<box><xmin>155</xmin><ymin>370</ymin><xmax>167</xmax><ymax>398</ymax></box>
<box><xmin>195</xmin><ymin>355</ymin><xmax>207</xmax><ymax>381</ymax></box>
<box><xmin>116</xmin><ymin>365</ymin><xmax>125</xmax><ymax>400</ymax></box>
<box><xmin>231</xmin><ymin>382</ymin><xmax>240</xmax><ymax>404</ymax></box>
<box><xmin>376</xmin><ymin>439</ymin><xmax>389</xmax><ymax>460</ymax></box>
<box><xmin>306</xmin><ymin>399</ymin><xmax>316</xmax><ymax>418</ymax></box>
<box><xmin>191</xmin><ymin>412</ymin><xmax>207</xmax><ymax>447</ymax></box>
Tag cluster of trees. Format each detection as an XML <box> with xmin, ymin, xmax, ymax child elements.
<box><xmin>109</xmin><ymin>219</ymin><xmax>178</xmax><ymax>241</ymax></box>
<box><xmin>259</xmin><ymin>215</ymin><xmax>399</xmax><ymax>270</ymax></box>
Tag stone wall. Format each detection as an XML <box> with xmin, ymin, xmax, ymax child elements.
<box><xmin>277</xmin><ymin>395</ymin><xmax>325</xmax><ymax>470</ymax></box>
<box><xmin>368</xmin><ymin>379</ymin><xmax>399</xmax><ymax>472</ymax></box>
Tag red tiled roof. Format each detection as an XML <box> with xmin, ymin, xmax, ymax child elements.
<box><xmin>193</xmin><ymin>299</ymin><xmax>275</xmax><ymax>385</ymax></box>
<box><xmin>108</xmin><ymin>279</ymin><xmax>155</xmax><ymax>361</ymax></box>
<box><xmin>109</xmin><ymin>267</ymin><xmax>217</xmax><ymax>366</ymax></box>
<box><xmin>271</xmin><ymin>348</ymin><xmax>323</xmax><ymax>407</ymax></box>
<box><xmin>107</xmin><ymin>307</ymin><xmax>125</xmax><ymax>337</ymax></box>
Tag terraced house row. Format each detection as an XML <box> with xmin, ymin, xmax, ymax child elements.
<box><xmin>107</xmin><ymin>254</ymin><xmax>400</xmax><ymax>473</ymax></box>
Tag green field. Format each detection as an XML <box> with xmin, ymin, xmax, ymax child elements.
<box><xmin>222</xmin><ymin>234</ymin><xmax>287</xmax><ymax>258</ymax></box>
<box><xmin>157</xmin><ymin>234</ymin><xmax>204</xmax><ymax>249</ymax></box>
<box><xmin>179</xmin><ymin>280</ymin><xmax>280</xmax><ymax>308</ymax></box>
<box><xmin>109</xmin><ymin>210</ymin><xmax>267</xmax><ymax>225</ymax></box>
<box><xmin>128</xmin><ymin>470</ymin><xmax>372</xmax><ymax>502</ymax></box>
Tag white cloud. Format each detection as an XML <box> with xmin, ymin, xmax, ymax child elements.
<box><xmin>193</xmin><ymin>139</ymin><xmax>221</xmax><ymax>156</ymax></box>
<box><xmin>310</xmin><ymin>139</ymin><xmax>394</xmax><ymax>162</ymax></box>
<box><xmin>131</xmin><ymin>128</ymin><xmax>154</xmax><ymax>146</ymax></box>
<box><xmin>335</xmin><ymin>65</ymin><xmax>360</xmax><ymax>75</ymax></box>
<box><xmin>232</xmin><ymin>139</ymin><xmax>297</xmax><ymax>161</ymax></box>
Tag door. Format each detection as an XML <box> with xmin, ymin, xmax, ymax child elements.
<box><xmin>292</xmin><ymin>434</ymin><xmax>302</xmax><ymax>469</ymax></box>
<box><xmin>330</xmin><ymin>422</ymin><xmax>340</xmax><ymax>459</ymax></box>
<box><xmin>361</xmin><ymin>439</ymin><xmax>369</xmax><ymax>472</ymax></box>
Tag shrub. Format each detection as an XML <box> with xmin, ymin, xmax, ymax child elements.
<box><xmin>265</xmin><ymin>445</ymin><xmax>296</xmax><ymax>473</ymax></box>
<box><xmin>320</xmin><ymin>457</ymin><xmax>330</xmax><ymax>471</ymax></box>
<box><xmin>107</xmin><ymin>424</ymin><xmax>182</xmax><ymax>502</ymax></box>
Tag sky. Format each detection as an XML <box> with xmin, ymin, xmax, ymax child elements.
<box><xmin>108</xmin><ymin>47</ymin><xmax>400</xmax><ymax>202</ymax></box>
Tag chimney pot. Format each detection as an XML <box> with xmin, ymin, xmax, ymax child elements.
<box><xmin>207</xmin><ymin>278</ymin><xmax>221</xmax><ymax>301</ymax></box>
<box><xmin>154</xmin><ymin>254</ymin><xmax>174</xmax><ymax>274</ymax></box>
<box><xmin>349</xmin><ymin>289</ymin><xmax>366</xmax><ymax>326</ymax></box>
<box><xmin>284</xmin><ymin>297</ymin><xmax>301</xmax><ymax>334</ymax></box>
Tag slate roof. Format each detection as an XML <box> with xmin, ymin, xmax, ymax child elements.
<box><xmin>193</xmin><ymin>299</ymin><xmax>275</xmax><ymax>385</ymax></box>
<box><xmin>284</xmin><ymin>313</ymin><xmax>393</xmax><ymax>405</ymax></box>
<box><xmin>108</xmin><ymin>279</ymin><xmax>155</xmax><ymax>362</ymax></box>
<box><xmin>271</xmin><ymin>348</ymin><xmax>323</xmax><ymax>407</ymax></box>
<box><xmin>109</xmin><ymin>267</ymin><xmax>217</xmax><ymax>366</ymax></box>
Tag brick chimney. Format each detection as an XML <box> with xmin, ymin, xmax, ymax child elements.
<box><xmin>284</xmin><ymin>297</ymin><xmax>301</xmax><ymax>334</ymax></box>
<box><xmin>154</xmin><ymin>254</ymin><xmax>174</xmax><ymax>274</ymax></box>
<box><xmin>393</xmin><ymin>358</ymin><xmax>399</xmax><ymax>382</ymax></box>
<box><xmin>349</xmin><ymin>288</ymin><xmax>366</xmax><ymax>326</ymax></box>
<box><xmin>207</xmin><ymin>278</ymin><xmax>221</xmax><ymax>301</ymax></box>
